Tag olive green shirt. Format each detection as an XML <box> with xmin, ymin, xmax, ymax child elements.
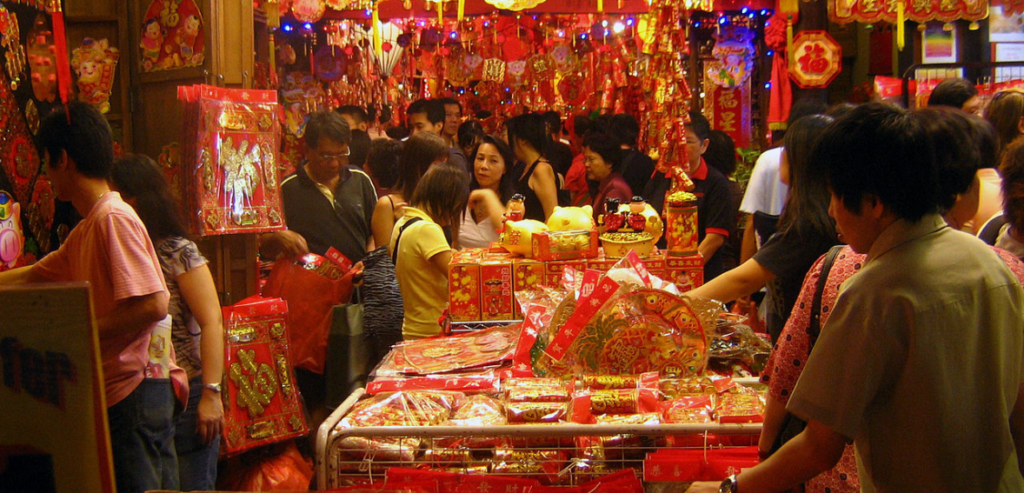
<box><xmin>789</xmin><ymin>214</ymin><xmax>1024</xmax><ymax>492</ymax></box>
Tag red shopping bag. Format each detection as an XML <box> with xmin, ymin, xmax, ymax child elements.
<box><xmin>263</xmin><ymin>253</ymin><xmax>355</xmax><ymax>374</ymax></box>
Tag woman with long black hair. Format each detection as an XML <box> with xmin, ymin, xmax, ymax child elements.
<box><xmin>685</xmin><ymin>115</ymin><xmax>838</xmax><ymax>343</ymax></box>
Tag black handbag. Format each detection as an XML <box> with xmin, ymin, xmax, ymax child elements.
<box><xmin>769</xmin><ymin>245</ymin><xmax>845</xmax><ymax>454</ymax></box>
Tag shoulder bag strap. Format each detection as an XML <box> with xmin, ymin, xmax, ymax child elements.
<box><xmin>391</xmin><ymin>217</ymin><xmax>423</xmax><ymax>265</ymax></box>
<box><xmin>808</xmin><ymin>245</ymin><xmax>845</xmax><ymax>347</ymax></box>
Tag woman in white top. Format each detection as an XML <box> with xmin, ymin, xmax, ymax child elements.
<box><xmin>458</xmin><ymin>135</ymin><xmax>515</xmax><ymax>249</ymax></box>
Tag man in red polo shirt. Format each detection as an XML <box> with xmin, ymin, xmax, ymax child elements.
<box><xmin>645</xmin><ymin>111</ymin><xmax>737</xmax><ymax>281</ymax></box>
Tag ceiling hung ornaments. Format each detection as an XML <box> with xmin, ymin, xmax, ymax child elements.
<box><xmin>829</xmin><ymin>0</ymin><xmax>987</xmax><ymax>49</ymax></box>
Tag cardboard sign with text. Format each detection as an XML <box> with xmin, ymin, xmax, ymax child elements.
<box><xmin>0</xmin><ymin>283</ymin><xmax>115</xmax><ymax>493</ymax></box>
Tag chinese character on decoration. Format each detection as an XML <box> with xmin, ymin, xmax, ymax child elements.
<box><xmin>705</xmin><ymin>26</ymin><xmax>755</xmax><ymax>89</ymax></box>
<box><xmin>70</xmin><ymin>38</ymin><xmax>119</xmax><ymax>114</ymax></box>
<box><xmin>829</xmin><ymin>0</ymin><xmax>987</xmax><ymax>23</ymax></box>
<box><xmin>482</xmin><ymin>58</ymin><xmax>506</xmax><ymax>82</ymax></box>
<box><xmin>788</xmin><ymin>31</ymin><xmax>842</xmax><ymax>88</ymax></box>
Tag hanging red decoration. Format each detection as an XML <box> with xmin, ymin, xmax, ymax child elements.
<box><xmin>829</xmin><ymin>0</ymin><xmax>986</xmax><ymax>24</ymax></box>
<box><xmin>788</xmin><ymin>30</ymin><xmax>841</xmax><ymax>89</ymax></box>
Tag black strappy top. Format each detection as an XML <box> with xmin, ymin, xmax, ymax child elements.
<box><xmin>513</xmin><ymin>158</ymin><xmax>547</xmax><ymax>222</ymax></box>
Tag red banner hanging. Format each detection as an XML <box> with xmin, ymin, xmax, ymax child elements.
<box><xmin>829</xmin><ymin>0</ymin><xmax>988</xmax><ymax>24</ymax></box>
<box><xmin>703</xmin><ymin>76</ymin><xmax>751</xmax><ymax>149</ymax></box>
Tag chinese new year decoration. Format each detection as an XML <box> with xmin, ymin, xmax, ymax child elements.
<box><xmin>788</xmin><ymin>30</ymin><xmax>841</xmax><ymax>89</ymax></box>
<box><xmin>70</xmin><ymin>38</ymin><xmax>119</xmax><ymax>114</ymax></box>
<box><xmin>178</xmin><ymin>84</ymin><xmax>286</xmax><ymax>236</ymax></box>
<box><xmin>829</xmin><ymin>0</ymin><xmax>988</xmax><ymax>24</ymax></box>
<box><xmin>222</xmin><ymin>297</ymin><xmax>308</xmax><ymax>455</ymax></box>
<box><xmin>140</xmin><ymin>0</ymin><xmax>205</xmax><ymax>72</ymax></box>
<box><xmin>705</xmin><ymin>26</ymin><xmax>755</xmax><ymax>89</ymax></box>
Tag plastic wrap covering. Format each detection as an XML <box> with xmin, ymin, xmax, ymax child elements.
<box><xmin>708</xmin><ymin>314</ymin><xmax>773</xmax><ymax>375</ymax></box>
<box><xmin>221</xmin><ymin>296</ymin><xmax>308</xmax><ymax>455</ymax></box>
<box><xmin>531</xmin><ymin>254</ymin><xmax>721</xmax><ymax>379</ymax></box>
<box><xmin>177</xmin><ymin>84</ymin><xmax>285</xmax><ymax>236</ymax></box>
<box><xmin>372</xmin><ymin>324</ymin><xmax>521</xmax><ymax>377</ymax></box>
<box><xmin>334</xmin><ymin>391</ymin><xmax>464</xmax><ymax>471</ymax></box>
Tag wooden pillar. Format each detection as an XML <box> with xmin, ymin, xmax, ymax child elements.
<box><xmin>792</xmin><ymin>0</ymin><xmax>829</xmax><ymax>104</ymax></box>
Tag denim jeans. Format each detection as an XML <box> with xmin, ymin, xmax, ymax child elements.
<box><xmin>107</xmin><ymin>378</ymin><xmax>178</xmax><ymax>493</ymax></box>
<box><xmin>174</xmin><ymin>375</ymin><xmax>219</xmax><ymax>491</ymax></box>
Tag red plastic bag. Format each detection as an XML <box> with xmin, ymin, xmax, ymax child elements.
<box><xmin>263</xmin><ymin>254</ymin><xmax>355</xmax><ymax>374</ymax></box>
<box><xmin>218</xmin><ymin>441</ymin><xmax>313</xmax><ymax>491</ymax></box>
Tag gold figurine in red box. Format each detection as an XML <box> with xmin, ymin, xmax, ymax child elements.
<box><xmin>221</xmin><ymin>296</ymin><xmax>307</xmax><ymax>455</ymax></box>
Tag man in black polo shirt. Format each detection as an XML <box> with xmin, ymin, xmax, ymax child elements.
<box><xmin>261</xmin><ymin>110</ymin><xmax>377</xmax><ymax>265</ymax></box>
<box><xmin>259</xmin><ymin>110</ymin><xmax>376</xmax><ymax>431</ymax></box>
<box><xmin>643</xmin><ymin>111</ymin><xmax>736</xmax><ymax>281</ymax></box>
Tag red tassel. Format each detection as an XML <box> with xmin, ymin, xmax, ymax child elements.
<box><xmin>51</xmin><ymin>11</ymin><xmax>72</xmax><ymax>120</ymax></box>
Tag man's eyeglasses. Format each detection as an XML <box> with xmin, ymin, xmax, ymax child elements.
<box><xmin>318</xmin><ymin>148</ymin><xmax>350</xmax><ymax>162</ymax></box>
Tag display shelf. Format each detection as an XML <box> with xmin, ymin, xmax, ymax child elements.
<box><xmin>316</xmin><ymin>388</ymin><xmax>763</xmax><ymax>490</ymax></box>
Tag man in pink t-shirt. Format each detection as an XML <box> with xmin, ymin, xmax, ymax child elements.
<box><xmin>0</xmin><ymin>102</ymin><xmax>175</xmax><ymax>493</ymax></box>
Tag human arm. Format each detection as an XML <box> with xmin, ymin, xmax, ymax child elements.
<box><xmin>529</xmin><ymin>161</ymin><xmax>560</xmax><ymax>220</ymax></box>
<box><xmin>698</xmin><ymin>233</ymin><xmax>726</xmax><ymax>265</ymax></box>
<box><xmin>741</xmin><ymin>214</ymin><xmax>757</xmax><ymax>263</ymax></box>
<box><xmin>469</xmin><ymin>189</ymin><xmax>506</xmax><ymax>235</ymax></box>
<box><xmin>686</xmin><ymin>420</ymin><xmax>848</xmax><ymax>493</ymax></box>
<box><xmin>259</xmin><ymin>230</ymin><xmax>310</xmax><ymax>259</ymax></box>
<box><xmin>0</xmin><ymin>265</ymin><xmax>49</xmax><ymax>284</ymax></box>
<box><xmin>699</xmin><ymin>172</ymin><xmax>737</xmax><ymax>265</ymax></box>
<box><xmin>177</xmin><ymin>262</ymin><xmax>224</xmax><ymax>445</ymax></box>
<box><xmin>429</xmin><ymin>249</ymin><xmax>453</xmax><ymax>275</ymax></box>
<box><xmin>371</xmin><ymin>195</ymin><xmax>398</xmax><ymax>249</ymax></box>
<box><xmin>1012</xmin><ymin>384</ymin><xmax>1024</xmax><ymax>476</ymax></box>
<box><xmin>96</xmin><ymin>292</ymin><xmax>169</xmax><ymax>340</ymax></box>
<box><xmin>758</xmin><ymin>394</ymin><xmax>789</xmax><ymax>459</ymax></box>
<box><xmin>686</xmin><ymin>256</ymin><xmax>774</xmax><ymax>304</ymax></box>
<box><xmin>360</xmin><ymin>169</ymin><xmax>378</xmax><ymax>252</ymax></box>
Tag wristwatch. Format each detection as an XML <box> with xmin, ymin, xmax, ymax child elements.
<box><xmin>203</xmin><ymin>382</ymin><xmax>222</xmax><ymax>393</ymax></box>
<box><xmin>719</xmin><ymin>474</ymin><xmax>739</xmax><ymax>493</ymax></box>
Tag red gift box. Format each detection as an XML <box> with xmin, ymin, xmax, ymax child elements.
<box><xmin>585</xmin><ymin>255</ymin><xmax>617</xmax><ymax>272</ymax></box>
<box><xmin>531</xmin><ymin>230</ymin><xmax>599</xmax><ymax>261</ymax></box>
<box><xmin>480</xmin><ymin>260</ymin><xmax>515</xmax><ymax>321</ymax></box>
<box><xmin>221</xmin><ymin>296</ymin><xmax>308</xmax><ymax>455</ymax></box>
<box><xmin>642</xmin><ymin>255</ymin><xmax>667</xmax><ymax>278</ymax></box>
<box><xmin>512</xmin><ymin>258</ymin><xmax>546</xmax><ymax>317</ymax></box>
<box><xmin>544</xmin><ymin>259</ymin><xmax>587</xmax><ymax>287</ymax></box>
<box><xmin>643</xmin><ymin>449</ymin><xmax>705</xmax><ymax>482</ymax></box>
<box><xmin>667</xmin><ymin>255</ymin><xmax>704</xmax><ymax>293</ymax></box>
<box><xmin>448</xmin><ymin>260</ymin><xmax>481</xmax><ymax>322</ymax></box>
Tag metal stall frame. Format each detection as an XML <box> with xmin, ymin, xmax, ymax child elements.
<box><xmin>316</xmin><ymin>388</ymin><xmax>764</xmax><ymax>490</ymax></box>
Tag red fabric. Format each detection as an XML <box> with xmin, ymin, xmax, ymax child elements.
<box><xmin>51</xmin><ymin>12</ymin><xmax>72</xmax><ymax>108</ymax></box>
<box><xmin>689</xmin><ymin>159</ymin><xmax>708</xmax><ymax>181</ymax></box>
<box><xmin>768</xmin><ymin>53</ymin><xmax>792</xmax><ymax>128</ymax></box>
<box><xmin>218</xmin><ymin>441</ymin><xmax>313</xmax><ymax>491</ymax></box>
<box><xmin>262</xmin><ymin>256</ymin><xmax>355</xmax><ymax>374</ymax></box>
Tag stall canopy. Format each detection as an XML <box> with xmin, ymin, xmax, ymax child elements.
<box><xmin>320</xmin><ymin>0</ymin><xmax>774</xmax><ymax>19</ymax></box>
